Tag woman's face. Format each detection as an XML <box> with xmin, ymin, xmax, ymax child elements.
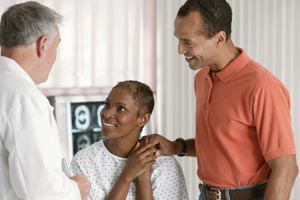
<box><xmin>100</xmin><ymin>87</ymin><xmax>144</xmax><ymax>140</ymax></box>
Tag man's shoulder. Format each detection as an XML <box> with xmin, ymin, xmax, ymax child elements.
<box><xmin>243</xmin><ymin>59</ymin><xmax>272</xmax><ymax>78</ymax></box>
<box><xmin>0</xmin><ymin>72</ymin><xmax>45</xmax><ymax>119</ymax></box>
<box><xmin>0</xmin><ymin>72</ymin><xmax>33</xmax><ymax>93</ymax></box>
<box><xmin>195</xmin><ymin>67</ymin><xmax>210</xmax><ymax>77</ymax></box>
<box><xmin>242</xmin><ymin>60</ymin><xmax>285</xmax><ymax>88</ymax></box>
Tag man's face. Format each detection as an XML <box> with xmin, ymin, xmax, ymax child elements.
<box><xmin>174</xmin><ymin>11</ymin><xmax>217</xmax><ymax>70</ymax></box>
<box><xmin>40</xmin><ymin>29</ymin><xmax>61</xmax><ymax>83</ymax></box>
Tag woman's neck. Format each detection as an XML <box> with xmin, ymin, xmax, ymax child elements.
<box><xmin>104</xmin><ymin>137</ymin><xmax>138</xmax><ymax>158</ymax></box>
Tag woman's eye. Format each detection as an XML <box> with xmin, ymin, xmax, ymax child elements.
<box><xmin>104</xmin><ymin>102</ymin><xmax>110</xmax><ymax>108</ymax></box>
<box><xmin>117</xmin><ymin>106</ymin><xmax>126</xmax><ymax>112</ymax></box>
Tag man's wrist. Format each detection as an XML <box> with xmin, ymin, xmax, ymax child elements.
<box><xmin>174</xmin><ymin>138</ymin><xmax>187</xmax><ymax>157</ymax></box>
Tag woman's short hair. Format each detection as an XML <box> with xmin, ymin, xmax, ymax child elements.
<box><xmin>113</xmin><ymin>80</ymin><xmax>155</xmax><ymax>117</ymax></box>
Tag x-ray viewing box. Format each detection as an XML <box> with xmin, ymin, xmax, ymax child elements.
<box><xmin>48</xmin><ymin>94</ymin><xmax>107</xmax><ymax>162</ymax></box>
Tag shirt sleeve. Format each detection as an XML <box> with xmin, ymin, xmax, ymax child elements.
<box><xmin>70</xmin><ymin>152</ymin><xmax>85</xmax><ymax>176</ymax></box>
<box><xmin>6</xmin><ymin>97</ymin><xmax>80</xmax><ymax>200</ymax></box>
<box><xmin>252</xmin><ymin>77</ymin><xmax>296</xmax><ymax>161</ymax></box>
<box><xmin>151</xmin><ymin>156</ymin><xmax>189</xmax><ymax>200</ymax></box>
<box><xmin>70</xmin><ymin>147</ymin><xmax>96</xmax><ymax>200</ymax></box>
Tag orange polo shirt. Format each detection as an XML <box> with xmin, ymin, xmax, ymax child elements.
<box><xmin>194</xmin><ymin>48</ymin><xmax>296</xmax><ymax>188</ymax></box>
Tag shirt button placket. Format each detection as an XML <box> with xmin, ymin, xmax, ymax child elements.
<box><xmin>203</xmin><ymin>76</ymin><xmax>213</xmax><ymax>113</ymax></box>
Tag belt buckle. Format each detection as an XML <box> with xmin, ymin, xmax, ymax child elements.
<box><xmin>209</xmin><ymin>187</ymin><xmax>222</xmax><ymax>200</ymax></box>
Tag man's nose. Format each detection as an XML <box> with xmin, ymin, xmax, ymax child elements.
<box><xmin>178</xmin><ymin>41</ymin><xmax>187</xmax><ymax>55</ymax></box>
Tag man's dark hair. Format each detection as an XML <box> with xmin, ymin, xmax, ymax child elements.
<box><xmin>177</xmin><ymin>0</ymin><xmax>232</xmax><ymax>40</ymax></box>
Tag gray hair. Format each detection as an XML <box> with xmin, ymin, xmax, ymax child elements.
<box><xmin>0</xmin><ymin>1</ymin><xmax>62</xmax><ymax>48</ymax></box>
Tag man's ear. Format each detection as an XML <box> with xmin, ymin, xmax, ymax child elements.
<box><xmin>36</xmin><ymin>35</ymin><xmax>48</xmax><ymax>57</ymax></box>
<box><xmin>138</xmin><ymin>113</ymin><xmax>150</xmax><ymax>127</ymax></box>
<box><xmin>215</xmin><ymin>31</ymin><xmax>227</xmax><ymax>46</ymax></box>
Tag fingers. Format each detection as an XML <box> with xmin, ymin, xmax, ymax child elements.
<box><xmin>141</xmin><ymin>134</ymin><xmax>173</xmax><ymax>156</ymax></box>
<box><xmin>133</xmin><ymin>141</ymin><xmax>140</xmax><ymax>151</ymax></box>
<box><xmin>141</xmin><ymin>154</ymin><xmax>157</xmax><ymax>164</ymax></box>
<box><xmin>124</xmin><ymin>146</ymin><xmax>157</xmax><ymax>180</ymax></box>
<box><xmin>142</xmin><ymin>159</ymin><xmax>156</xmax><ymax>170</ymax></box>
<box><xmin>141</xmin><ymin>133</ymin><xmax>161</xmax><ymax>145</ymax></box>
<box><xmin>135</xmin><ymin>153</ymin><xmax>157</xmax><ymax>171</ymax></box>
<box><xmin>133</xmin><ymin>143</ymin><xmax>158</xmax><ymax>166</ymax></box>
<box><xmin>140</xmin><ymin>146</ymin><xmax>158</xmax><ymax>160</ymax></box>
<box><xmin>71</xmin><ymin>174</ymin><xmax>90</xmax><ymax>200</ymax></box>
<box><xmin>133</xmin><ymin>142</ymin><xmax>159</xmax><ymax>160</ymax></box>
<box><xmin>135</xmin><ymin>142</ymin><xmax>157</xmax><ymax>155</ymax></box>
<box><xmin>155</xmin><ymin>150</ymin><xmax>160</xmax><ymax>157</ymax></box>
<box><xmin>71</xmin><ymin>174</ymin><xmax>89</xmax><ymax>185</ymax></box>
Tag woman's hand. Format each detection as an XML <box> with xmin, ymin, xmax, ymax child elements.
<box><xmin>122</xmin><ymin>142</ymin><xmax>158</xmax><ymax>181</ymax></box>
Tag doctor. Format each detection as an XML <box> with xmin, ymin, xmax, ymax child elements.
<box><xmin>0</xmin><ymin>2</ymin><xmax>89</xmax><ymax>200</ymax></box>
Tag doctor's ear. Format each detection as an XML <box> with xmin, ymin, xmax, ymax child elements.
<box><xmin>138</xmin><ymin>113</ymin><xmax>150</xmax><ymax>127</ymax></box>
<box><xmin>36</xmin><ymin>35</ymin><xmax>48</xmax><ymax>57</ymax></box>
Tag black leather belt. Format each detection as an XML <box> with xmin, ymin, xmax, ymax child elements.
<box><xmin>199</xmin><ymin>183</ymin><xmax>267</xmax><ymax>200</ymax></box>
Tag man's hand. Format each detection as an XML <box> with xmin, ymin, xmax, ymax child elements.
<box><xmin>141</xmin><ymin>134</ymin><xmax>176</xmax><ymax>156</ymax></box>
<box><xmin>141</xmin><ymin>134</ymin><xmax>196</xmax><ymax>157</ymax></box>
<box><xmin>71</xmin><ymin>174</ymin><xmax>90</xmax><ymax>200</ymax></box>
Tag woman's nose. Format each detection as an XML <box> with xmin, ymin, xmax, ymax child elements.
<box><xmin>101</xmin><ymin>107</ymin><xmax>114</xmax><ymax>119</ymax></box>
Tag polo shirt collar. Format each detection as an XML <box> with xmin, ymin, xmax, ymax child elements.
<box><xmin>214</xmin><ymin>48</ymin><xmax>250</xmax><ymax>84</ymax></box>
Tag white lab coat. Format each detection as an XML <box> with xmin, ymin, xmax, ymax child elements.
<box><xmin>0</xmin><ymin>56</ymin><xmax>81</xmax><ymax>200</ymax></box>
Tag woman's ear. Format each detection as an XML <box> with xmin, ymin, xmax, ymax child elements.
<box><xmin>137</xmin><ymin>113</ymin><xmax>150</xmax><ymax>127</ymax></box>
<box><xmin>36</xmin><ymin>35</ymin><xmax>48</xmax><ymax>57</ymax></box>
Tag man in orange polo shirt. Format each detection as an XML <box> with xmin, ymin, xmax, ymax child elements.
<box><xmin>142</xmin><ymin>0</ymin><xmax>298</xmax><ymax>199</ymax></box>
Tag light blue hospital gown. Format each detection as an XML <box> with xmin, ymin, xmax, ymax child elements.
<box><xmin>70</xmin><ymin>140</ymin><xmax>189</xmax><ymax>200</ymax></box>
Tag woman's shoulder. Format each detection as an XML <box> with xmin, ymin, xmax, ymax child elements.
<box><xmin>151</xmin><ymin>156</ymin><xmax>189</xmax><ymax>200</ymax></box>
<box><xmin>73</xmin><ymin>140</ymin><xmax>105</xmax><ymax>160</ymax></box>
<box><xmin>154</xmin><ymin>155</ymin><xmax>182</xmax><ymax>171</ymax></box>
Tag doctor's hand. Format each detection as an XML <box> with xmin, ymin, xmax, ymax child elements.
<box><xmin>71</xmin><ymin>174</ymin><xmax>90</xmax><ymax>200</ymax></box>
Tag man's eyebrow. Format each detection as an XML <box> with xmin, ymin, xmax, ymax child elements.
<box><xmin>173</xmin><ymin>32</ymin><xmax>193</xmax><ymax>42</ymax></box>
